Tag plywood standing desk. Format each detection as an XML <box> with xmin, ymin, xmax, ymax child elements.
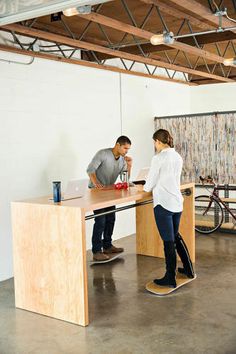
<box><xmin>11</xmin><ymin>182</ymin><xmax>195</xmax><ymax>327</ymax></box>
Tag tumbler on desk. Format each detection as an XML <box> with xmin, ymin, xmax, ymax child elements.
<box><xmin>120</xmin><ymin>170</ymin><xmax>129</xmax><ymax>183</ymax></box>
<box><xmin>53</xmin><ymin>181</ymin><xmax>61</xmax><ymax>202</ymax></box>
<box><xmin>120</xmin><ymin>170</ymin><xmax>129</xmax><ymax>189</ymax></box>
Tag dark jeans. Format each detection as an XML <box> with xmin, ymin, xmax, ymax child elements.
<box><xmin>154</xmin><ymin>205</ymin><xmax>182</xmax><ymax>242</ymax></box>
<box><xmin>92</xmin><ymin>206</ymin><xmax>116</xmax><ymax>253</ymax></box>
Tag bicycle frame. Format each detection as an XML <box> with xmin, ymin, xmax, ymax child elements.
<box><xmin>207</xmin><ymin>185</ymin><xmax>236</xmax><ymax>221</ymax></box>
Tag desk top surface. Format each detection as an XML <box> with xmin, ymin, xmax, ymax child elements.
<box><xmin>12</xmin><ymin>182</ymin><xmax>194</xmax><ymax>213</ymax></box>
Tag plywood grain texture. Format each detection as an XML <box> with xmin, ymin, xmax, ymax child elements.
<box><xmin>11</xmin><ymin>203</ymin><xmax>88</xmax><ymax>326</ymax></box>
<box><xmin>136</xmin><ymin>185</ymin><xmax>195</xmax><ymax>262</ymax></box>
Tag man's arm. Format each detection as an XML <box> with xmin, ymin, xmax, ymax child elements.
<box><xmin>124</xmin><ymin>156</ymin><xmax>132</xmax><ymax>177</ymax></box>
<box><xmin>87</xmin><ymin>150</ymin><xmax>104</xmax><ymax>189</ymax></box>
<box><xmin>88</xmin><ymin>172</ymin><xmax>104</xmax><ymax>189</ymax></box>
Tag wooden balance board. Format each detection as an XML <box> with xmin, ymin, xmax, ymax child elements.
<box><xmin>90</xmin><ymin>251</ymin><xmax>124</xmax><ymax>265</ymax></box>
<box><xmin>146</xmin><ymin>274</ymin><xmax>197</xmax><ymax>296</ymax></box>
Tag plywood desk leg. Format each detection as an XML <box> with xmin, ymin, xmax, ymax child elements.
<box><xmin>136</xmin><ymin>199</ymin><xmax>164</xmax><ymax>258</ymax></box>
<box><xmin>11</xmin><ymin>203</ymin><xmax>89</xmax><ymax>326</ymax></box>
<box><xmin>136</xmin><ymin>185</ymin><xmax>195</xmax><ymax>263</ymax></box>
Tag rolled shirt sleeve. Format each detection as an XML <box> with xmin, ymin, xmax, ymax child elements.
<box><xmin>86</xmin><ymin>150</ymin><xmax>104</xmax><ymax>175</ymax></box>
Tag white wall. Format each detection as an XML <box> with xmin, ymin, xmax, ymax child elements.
<box><xmin>0</xmin><ymin>54</ymin><xmax>120</xmax><ymax>281</ymax></box>
<box><xmin>0</xmin><ymin>52</ymin><xmax>191</xmax><ymax>281</ymax></box>
<box><xmin>190</xmin><ymin>82</ymin><xmax>236</xmax><ymax>113</ymax></box>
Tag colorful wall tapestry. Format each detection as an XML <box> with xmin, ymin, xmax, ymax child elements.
<box><xmin>154</xmin><ymin>111</ymin><xmax>236</xmax><ymax>184</ymax></box>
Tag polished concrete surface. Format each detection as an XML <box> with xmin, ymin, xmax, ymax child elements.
<box><xmin>1</xmin><ymin>232</ymin><xmax>236</xmax><ymax>354</ymax></box>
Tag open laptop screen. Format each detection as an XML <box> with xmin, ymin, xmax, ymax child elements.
<box><xmin>132</xmin><ymin>167</ymin><xmax>149</xmax><ymax>185</ymax></box>
<box><xmin>63</xmin><ymin>179</ymin><xmax>89</xmax><ymax>200</ymax></box>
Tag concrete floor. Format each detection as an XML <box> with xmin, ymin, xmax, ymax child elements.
<box><xmin>1</xmin><ymin>232</ymin><xmax>236</xmax><ymax>354</ymax></box>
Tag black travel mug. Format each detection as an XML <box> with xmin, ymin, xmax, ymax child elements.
<box><xmin>53</xmin><ymin>181</ymin><xmax>61</xmax><ymax>202</ymax></box>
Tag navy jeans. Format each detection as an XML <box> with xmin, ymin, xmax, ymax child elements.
<box><xmin>92</xmin><ymin>206</ymin><xmax>116</xmax><ymax>253</ymax></box>
<box><xmin>154</xmin><ymin>205</ymin><xmax>182</xmax><ymax>242</ymax></box>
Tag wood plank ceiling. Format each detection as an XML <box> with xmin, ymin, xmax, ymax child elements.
<box><xmin>0</xmin><ymin>0</ymin><xmax>236</xmax><ymax>85</ymax></box>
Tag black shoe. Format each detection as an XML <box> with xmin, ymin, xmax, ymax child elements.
<box><xmin>154</xmin><ymin>273</ymin><xmax>176</xmax><ymax>288</ymax></box>
<box><xmin>178</xmin><ymin>267</ymin><xmax>195</xmax><ymax>279</ymax></box>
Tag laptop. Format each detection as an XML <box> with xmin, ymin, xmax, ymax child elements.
<box><xmin>132</xmin><ymin>167</ymin><xmax>149</xmax><ymax>185</ymax></box>
<box><xmin>63</xmin><ymin>179</ymin><xmax>89</xmax><ymax>200</ymax></box>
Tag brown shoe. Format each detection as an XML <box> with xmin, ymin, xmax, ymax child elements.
<box><xmin>93</xmin><ymin>252</ymin><xmax>110</xmax><ymax>261</ymax></box>
<box><xmin>103</xmin><ymin>245</ymin><xmax>124</xmax><ymax>254</ymax></box>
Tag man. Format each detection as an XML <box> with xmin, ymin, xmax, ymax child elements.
<box><xmin>87</xmin><ymin>136</ymin><xmax>132</xmax><ymax>261</ymax></box>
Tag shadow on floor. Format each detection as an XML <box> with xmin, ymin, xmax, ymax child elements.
<box><xmin>1</xmin><ymin>232</ymin><xmax>236</xmax><ymax>354</ymax></box>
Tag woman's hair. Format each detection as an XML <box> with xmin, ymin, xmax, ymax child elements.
<box><xmin>152</xmin><ymin>129</ymin><xmax>174</xmax><ymax>148</ymax></box>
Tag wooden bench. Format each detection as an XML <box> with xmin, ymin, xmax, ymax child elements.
<box><xmin>221</xmin><ymin>198</ymin><xmax>236</xmax><ymax>203</ymax></box>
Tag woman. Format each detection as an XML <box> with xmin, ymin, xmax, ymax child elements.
<box><xmin>144</xmin><ymin>129</ymin><xmax>194</xmax><ymax>288</ymax></box>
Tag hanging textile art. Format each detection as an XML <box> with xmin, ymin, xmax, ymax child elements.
<box><xmin>154</xmin><ymin>111</ymin><xmax>236</xmax><ymax>184</ymax></box>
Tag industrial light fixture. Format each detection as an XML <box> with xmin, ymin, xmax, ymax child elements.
<box><xmin>214</xmin><ymin>9</ymin><xmax>227</xmax><ymax>17</ymax></box>
<box><xmin>63</xmin><ymin>8</ymin><xmax>78</xmax><ymax>16</ymax></box>
<box><xmin>63</xmin><ymin>5</ymin><xmax>92</xmax><ymax>16</ymax></box>
<box><xmin>223</xmin><ymin>58</ymin><xmax>236</xmax><ymax>66</ymax></box>
<box><xmin>149</xmin><ymin>8</ymin><xmax>236</xmax><ymax>44</ymax></box>
<box><xmin>150</xmin><ymin>31</ymin><xmax>174</xmax><ymax>45</ymax></box>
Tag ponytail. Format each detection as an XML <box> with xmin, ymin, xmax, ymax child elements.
<box><xmin>167</xmin><ymin>135</ymin><xmax>174</xmax><ymax>148</ymax></box>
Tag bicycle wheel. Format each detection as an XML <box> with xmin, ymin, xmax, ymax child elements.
<box><xmin>195</xmin><ymin>195</ymin><xmax>224</xmax><ymax>234</ymax></box>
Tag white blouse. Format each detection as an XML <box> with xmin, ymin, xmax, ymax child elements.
<box><xmin>143</xmin><ymin>148</ymin><xmax>184</xmax><ymax>213</ymax></box>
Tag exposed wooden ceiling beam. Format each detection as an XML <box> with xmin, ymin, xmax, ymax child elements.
<box><xmin>87</xmin><ymin>31</ymin><xmax>236</xmax><ymax>62</ymax></box>
<box><xmin>176</xmin><ymin>30</ymin><xmax>236</xmax><ymax>46</ymax></box>
<box><xmin>34</xmin><ymin>20</ymin><xmax>109</xmax><ymax>47</ymax></box>
<box><xmin>190</xmin><ymin>75</ymin><xmax>236</xmax><ymax>84</ymax></box>
<box><xmin>170</xmin><ymin>41</ymin><xmax>224</xmax><ymax>63</ymax></box>
<box><xmin>165</xmin><ymin>0</ymin><xmax>236</xmax><ymax>34</ymax></box>
<box><xmin>1</xmin><ymin>24</ymin><xmax>233</xmax><ymax>82</ymax></box>
<box><xmin>192</xmin><ymin>63</ymin><xmax>236</xmax><ymax>76</ymax></box>
<box><xmin>1</xmin><ymin>42</ymin><xmax>229</xmax><ymax>85</ymax></box>
<box><xmin>78</xmin><ymin>12</ymin><xmax>152</xmax><ymax>41</ymax></box>
<box><xmin>78</xmin><ymin>12</ymin><xmax>227</xmax><ymax>65</ymax></box>
<box><xmin>0</xmin><ymin>43</ymin><xmax>192</xmax><ymax>85</ymax></box>
<box><xmin>139</xmin><ymin>0</ymin><xmax>216</xmax><ymax>31</ymax></box>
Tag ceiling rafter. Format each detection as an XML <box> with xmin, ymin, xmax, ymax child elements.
<box><xmin>192</xmin><ymin>39</ymin><xmax>236</xmax><ymax>74</ymax></box>
<box><xmin>139</xmin><ymin>0</ymin><xmax>216</xmax><ymax>30</ymax></box>
<box><xmin>165</xmin><ymin>0</ymin><xmax>236</xmax><ymax>33</ymax></box>
<box><xmin>90</xmin><ymin>30</ymin><xmax>236</xmax><ymax>63</ymax></box>
<box><xmin>1</xmin><ymin>24</ymin><xmax>233</xmax><ymax>82</ymax></box>
<box><xmin>196</xmin><ymin>62</ymin><xmax>235</xmax><ymax>73</ymax></box>
<box><xmin>0</xmin><ymin>43</ymin><xmax>194</xmax><ymax>85</ymax></box>
<box><xmin>34</xmin><ymin>20</ymin><xmax>109</xmax><ymax>47</ymax></box>
<box><xmin>77</xmin><ymin>12</ymin><xmax>227</xmax><ymax>65</ymax></box>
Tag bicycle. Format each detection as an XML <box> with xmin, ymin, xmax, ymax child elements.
<box><xmin>195</xmin><ymin>176</ymin><xmax>236</xmax><ymax>234</ymax></box>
